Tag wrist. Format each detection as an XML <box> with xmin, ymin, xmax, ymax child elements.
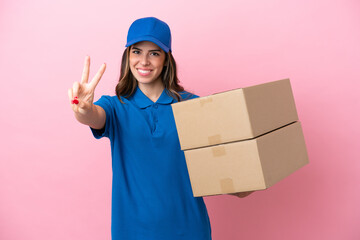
<box><xmin>74</xmin><ymin>103</ymin><xmax>95</xmax><ymax>125</ymax></box>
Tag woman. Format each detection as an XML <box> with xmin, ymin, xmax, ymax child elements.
<box><xmin>68</xmin><ymin>17</ymin><xmax>251</xmax><ymax>240</ymax></box>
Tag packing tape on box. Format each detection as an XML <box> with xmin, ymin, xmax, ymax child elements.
<box><xmin>220</xmin><ymin>178</ymin><xmax>235</xmax><ymax>193</ymax></box>
<box><xmin>211</xmin><ymin>145</ymin><xmax>226</xmax><ymax>157</ymax></box>
<box><xmin>199</xmin><ymin>97</ymin><xmax>213</xmax><ymax>107</ymax></box>
<box><xmin>208</xmin><ymin>134</ymin><xmax>222</xmax><ymax>145</ymax></box>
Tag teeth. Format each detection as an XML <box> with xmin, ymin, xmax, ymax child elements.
<box><xmin>138</xmin><ymin>69</ymin><xmax>151</xmax><ymax>74</ymax></box>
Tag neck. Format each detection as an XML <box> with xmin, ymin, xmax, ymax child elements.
<box><xmin>138</xmin><ymin>79</ymin><xmax>165</xmax><ymax>103</ymax></box>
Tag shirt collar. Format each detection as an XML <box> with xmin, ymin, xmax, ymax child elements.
<box><xmin>131</xmin><ymin>86</ymin><xmax>175</xmax><ymax>109</ymax></box>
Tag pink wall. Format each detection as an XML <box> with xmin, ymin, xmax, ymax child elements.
<box><xmin>1</xmin><ymin>0</ymin><xmax>359</xmax><ymax>239</ymax></box>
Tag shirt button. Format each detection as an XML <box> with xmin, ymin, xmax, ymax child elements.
<box><xmin>154</xmin><ymin>118</ymin><xmax>158</xmax><ymax>123</ymax></box>
<box><xmin>153</xmin><ymin>104</ymin><xmax>158</xmax><ymax>109</ymax></box>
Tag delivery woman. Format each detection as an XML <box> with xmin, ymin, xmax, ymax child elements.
<box><xmin>68</xmin><ymin>16</ymin><xmax>251</xmax><ymax>240</ymax></box>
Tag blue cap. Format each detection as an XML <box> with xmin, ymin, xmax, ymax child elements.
<box><xmin>125</xmin><ymin>17</ymin><xmax>172</xmax><ymax>53</ymax></box>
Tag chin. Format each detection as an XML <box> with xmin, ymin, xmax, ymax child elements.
<box><xmin>137</xmin><ymin>77</ymin><xmax>161</xmax><ymax>85</ymax></box>
<box><xmin>137</xmin><ymin>79</ymin><xmax>155</xmax><ymax>84</ymax></box>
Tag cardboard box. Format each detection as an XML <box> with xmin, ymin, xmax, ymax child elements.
<box><xmin>172</xmin><ymin>79</ymin><xmax>299</xmax><ymax>150</ymax></box>
<box><xmin>184</xmin><ymin>121</ymin><xmax>309</xmax><ymax>197</ymax></box>
<box><xmin>171</xmin><ymin>79</ymin><xmax>309</xmax><ymax>197</ymax></box>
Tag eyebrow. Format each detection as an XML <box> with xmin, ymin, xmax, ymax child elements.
<box><xmin>131</xmin><ymin>47</ymin><xmax>161</xmax><ymax>52</ymax></box>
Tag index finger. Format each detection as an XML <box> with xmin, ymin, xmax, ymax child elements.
<box><xmin>81</xmin><ymin>56</ymin><xmax>90</xmax><ymax>84</ymax></box>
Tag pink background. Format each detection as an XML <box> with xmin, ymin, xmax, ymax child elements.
<box><xmin>1</xmin><ymin>0</ymin><xmax>359</xmax><ymax>239</ymax></box>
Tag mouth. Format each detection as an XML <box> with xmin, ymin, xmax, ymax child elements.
<box><xmin>137</xmin><ymin>68</ymin><xmax>152</xmax><ymax>76</ymax></box>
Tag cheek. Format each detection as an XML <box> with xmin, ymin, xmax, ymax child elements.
<box><xmin>155</xmin><ymin>64</ymin><xmax>164</xmax><ymax>74</ymax></box>
<box><xmin>155</xmin><ymin>58</ymin><xmax>166</xmax><ymax>69</ymax></box>
<box><xmin>129</xmin><ymin>57</ymin><xmax>136</xmax><ymax>66</ymax></box>
<box><xmin>129</xmin><ymin>54</ymin><xmax>140</xmax><ymax>65</ymax></box>
<box><xmin>129</xmin><ymin>67</ymin><xmax>138</xmax><ymax>77</ymax></box>
<box><xmin>129</xmin><ymin>58</ymin><xmax>137</xmax><ymax>70</ymax></box>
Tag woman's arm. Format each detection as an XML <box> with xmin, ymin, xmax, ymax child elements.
<box><xmin>73</xmin><ymin>103</ymin><xmax>106</xmax><ymax>130</ymax></box>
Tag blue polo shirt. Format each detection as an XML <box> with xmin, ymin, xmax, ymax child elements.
<box><xmin>90</xmin><ymin>86</ymin><xmax>212</xmax><ymax>240</ymax></box>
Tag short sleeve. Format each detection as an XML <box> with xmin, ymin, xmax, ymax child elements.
<box><xmin>90</xmin><ymin>95</ymin><xmax>114</xmax><ymax>139</ymax></box>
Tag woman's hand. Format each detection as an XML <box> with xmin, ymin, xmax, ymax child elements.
<box><xmin>68</xmin><ymin>56</ymin><xmax>106</xmax><ymax>115</ymax></box>
<box><xmin>228</xmin><ymin>191</ymin><xmax>254</xmax><ymax>198</ymax></box>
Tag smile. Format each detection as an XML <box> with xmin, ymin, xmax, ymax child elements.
<box><xmin>137</xmin><ymin>68</ymin><xmax>152</xmax><ymax>76</ymax></box>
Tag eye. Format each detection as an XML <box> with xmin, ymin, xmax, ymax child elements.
<box><xmin>150</xmin><ymin>52</ymin><xmax>160</xmax><ymax>56</ymax></box>
<box><xmin>132</xmin><ymin>50</ymin><xmax>140</xmax><ymax>54</ymax></box>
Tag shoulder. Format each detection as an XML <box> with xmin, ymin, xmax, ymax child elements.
<box><xmin>94</xmin><ymin>95</ymin><xmax>128</xmax><ymax>105</ymax></box>
<box><xmin>94</xmin><ymin>95</ymin><xmax>117</xmax><ymax>101</ymax></box>
<box><xmin>178</xmin><ymin>90</ymin><xmax>200</xmax><ymax>101</ymax></box>
<box><xmin>93</xmin><ymin>95</ymin><xmax>131</xmax><ymax>114</ymax></box>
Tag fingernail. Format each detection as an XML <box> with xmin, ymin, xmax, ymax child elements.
<box><xmin>73</xmin><ymin>99</ymin><xmax>79</xmax><ymax>104</ymax></box>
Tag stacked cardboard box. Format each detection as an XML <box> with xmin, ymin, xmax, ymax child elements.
<box><xmin>171</xmin><ymin>79</ymin><xmax>309</xmax><ymax>197</ymax></box>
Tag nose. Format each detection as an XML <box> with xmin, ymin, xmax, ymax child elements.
<box><xmin>140</xmin><ymin>54</ymin><xmax>150</xmax><ymax>66</ymax></box>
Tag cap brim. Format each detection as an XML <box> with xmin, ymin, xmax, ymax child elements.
<box><xmin>125</xmin><ymin>36</ymin><xmax>170</xmax><ymax>53</ymax></box>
